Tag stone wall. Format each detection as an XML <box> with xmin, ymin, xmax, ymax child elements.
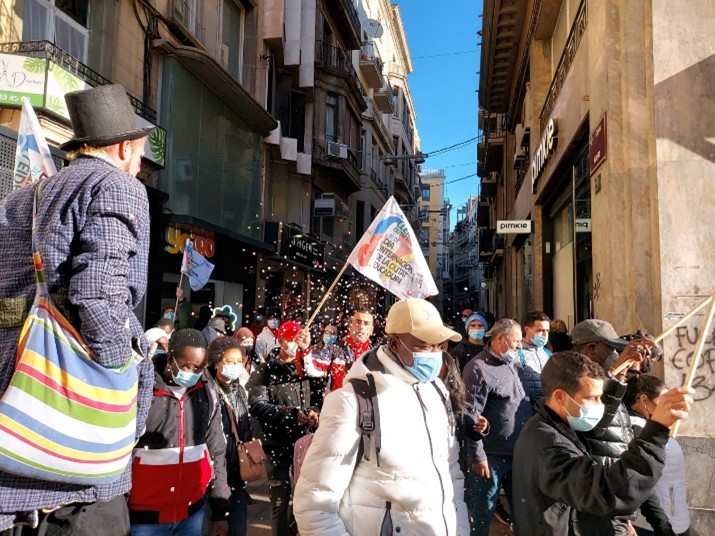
<box><xmin>651</xmin><ymin>0</ymin><xmax>715</xmax><ymax>532</ymax></box>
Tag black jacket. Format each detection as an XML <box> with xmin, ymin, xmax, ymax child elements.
<box><xmin>246</xmin><ymin>350</ymin><xmax>314</xmax><ymax>447</ymax></box>
<box><xmin>513</xmin><ymin>401</ymin><xmax>668</xmax><ymax>536</ymax></box>
<box><xmin>583</xmin><ymin>376</ymin><xmax>633</xmax><ymax>464</ymax></box>
<box><xmin>211</xmin><ymin>377</ymin><xmax>253</xmax><ymax>488</ymax></box>
<box><xmin>451</xmin><ymin>340</ymin><xmax>485</xmax><ymax>372</ymax></box>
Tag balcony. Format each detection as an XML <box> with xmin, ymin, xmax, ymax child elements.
<box><xmin>315</xmin><ymin>41</ymin><xmax>363</xmax><ymax>102</ymax></box>
<box><xmin>373</xmin><ymin>83</ymin><xmax>395</xmax><ymax>113</ymax></box>
<box><xmin>483</xmin><ymin>113</ymin><xmax>505</xmax><ymax>173</ymax></box>
<box><xmin>313</xmin><ymin>139</ymin><xmax>362</xmax><ymax>194</ymax></box>
<box><xmin>359</xmin><ymin>42</ymin><xmax>384</xmax><ymax>88</ymax></box>
<box><xmin>477</xmin><ymin>199</ymin><xmax>491</xmax><ymax>228</ymax></box>
<box><xmin>263</xmin><ymin>0</ymin><xmax>285</xmax><ymax>48</ymax></box>
<box><xmin>364</xmin><ymin>99</ymin><xmax>392</xmax><ymax>149</ymax></box>
<box><xmin>325</xmin><ymin>0</ymin><xmax>362</xmax><ymax>50</ymax></box>
<box><xmin>481</xmin><ymin>172</ymin><xmax>498</xmax><ymax>198</ymax></box>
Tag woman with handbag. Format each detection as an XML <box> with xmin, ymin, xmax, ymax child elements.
<box><xmin>205</xmin><ymin>338</ymin><xmax>260</xmax><ymax>536</ymax></box>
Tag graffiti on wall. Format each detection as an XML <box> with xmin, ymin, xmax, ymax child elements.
<box><xmin>668</xmin><ymin>324</ymin><xmax>715</xmax><ymax>401</ymax></box>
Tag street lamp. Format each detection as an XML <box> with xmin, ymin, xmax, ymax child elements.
<box><xmin>382</xmin><ymin>152</ymin><xmax>427</xmax><ymax>166</ymax></box>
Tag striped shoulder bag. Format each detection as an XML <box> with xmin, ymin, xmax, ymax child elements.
<box><xmin>0</xmin><ymin>185</ymin><xmax>139</xmax><ymax>485</ymax></box>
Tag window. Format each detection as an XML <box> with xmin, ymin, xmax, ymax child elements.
<box><xmin>325</xmin><ymin>92</ymin><xmax>339</xmax><ymax>143</ymax></box>
<box><xmin>421</xmin><ymin>186</ymin><xmax>430</xmax><ymax>200</ymax></box>
<box><xmin>23</xmin><ymin>0</ymin><xmax>89</xmax><ymax>62</ymax></box>
<box><xmin>356</xmin><ymin>201</ymin><xmax>365</xmax><ymax>238</ymax></box>
<box><xmin>219</xmin><ymin>0</ymin><xmax>244</xmax><ymax>80</ymax></box>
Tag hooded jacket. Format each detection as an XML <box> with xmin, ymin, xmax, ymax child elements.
<box><xmin>293</xmin><ymin>346</ymin><xmax>470</xmax><ymax>535</ymax></box>
<box><xmin>513</xmin><ymin>400</ymin><xmax>668</xmax><ymax>536</ymax></box>
<box><xmin>128</xmin><ymin>355</ymin><xmax>230</xmax><ymax>524</ymax></box>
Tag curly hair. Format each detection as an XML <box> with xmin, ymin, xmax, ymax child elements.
<box><xmin>206</xmin><ymin>337</ymin><xmax>245</xmax><ymax>367</ymax></box>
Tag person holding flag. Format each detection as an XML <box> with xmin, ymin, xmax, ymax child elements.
<box><xmin>0</xmin><ymin>84</ymin><xmax>154</xmax><ymax>534</ymax></box>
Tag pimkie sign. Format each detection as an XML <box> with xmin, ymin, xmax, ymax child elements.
<box><xmin>496</xmin><ymin>220</ymin><xmax>532</xmax><ymax>234</ymax></box>
<box><xmin>531</xmin><ymin>118</ymin><xmax>558</xmax><ymax>193</ymax></box>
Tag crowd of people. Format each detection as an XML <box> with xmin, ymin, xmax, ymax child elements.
<box><xmin>0</xmin><ymin>85</ymin><xmax>697</xmax><ymax>536</ymax></box>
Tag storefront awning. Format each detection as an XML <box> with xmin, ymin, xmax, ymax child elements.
<box><xmin>154</xmin><ymin>40</ymin><xmax>277</xmax><ymax>136</ymax></box>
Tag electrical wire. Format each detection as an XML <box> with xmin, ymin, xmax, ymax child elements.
<box><xmin>444</xmin><ymin>172</ymin><xmax>479</xmax><ymax>185</ymax></box>
<box><xmin>423</xmin><ymin>136</ymin><xmax>478</xmax><ymax>157</ymax></box>
<box><xmin>412</xmin><ymin>50</ymin><xmax>478</xmax><ymax>60</ymax></box>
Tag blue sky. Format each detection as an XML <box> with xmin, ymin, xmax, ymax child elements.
<box><xmin>398</xmin><ymin>1</ymin><xmax>483</xmax><ymax>225</ymax></box>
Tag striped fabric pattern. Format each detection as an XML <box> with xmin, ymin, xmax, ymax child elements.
<box><xmin>0</xmin><ymin>248</ymin><xmax>138</xmax><ymax>485</ymax></box>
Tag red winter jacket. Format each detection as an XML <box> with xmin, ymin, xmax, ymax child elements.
<box><xmin>128</xmin><ymin>357</ymin><xmax>230</xmax><ymax>524</ymax></box>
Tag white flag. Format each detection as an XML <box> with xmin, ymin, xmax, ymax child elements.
<box><xmin>347</xmin><ymin>196</ymin><xmax>438</xmax><ymax>299</ymax></box>
<box><xmin>13</xmin><ymin>98</ymin><xmax>57</xmax><ymax>190</ymax></box>
<box><xmin>181</xmin><ymin>239</ymin><xmax>215</xmax><ymax>291</ymax></box>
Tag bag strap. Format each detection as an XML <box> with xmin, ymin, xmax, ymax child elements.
<box><xmin>31</xmin><ymin>183</ymin><xmax>49</xmax><ymax>297</ymax></box>
<box><xmin>215</xmin><ymin>383</ymin><xmax>243</xmax><ymax>446</ymax></box>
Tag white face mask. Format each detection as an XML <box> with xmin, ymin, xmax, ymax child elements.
<box><xmin>284</xmin><ymin>341</ymin><xmax>298</xmax><ymax>357</ymax></box>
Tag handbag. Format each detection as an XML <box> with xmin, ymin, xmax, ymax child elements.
<box><xmin>237</xmin><ymin>439</ymin><xmax>267</xmax><ymax>482</ymax></box>
<box><xmin>218</xmin><ymin>387</ymin><xmax>266</xmax><ymax>482</ymax></box>
<box><xmin>0</xmin><ymin>185</ymin><xmax>138</xmax><ymax>485</ymax></box>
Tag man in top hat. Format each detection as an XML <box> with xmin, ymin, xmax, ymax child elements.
<box><xmin>294</xmin><ymin>298</ymin><xmax>470</xmax><ymax>535</ymax></box>
<box><xmin>0</xmin><ymin>84</ymin><xmax>154</xmax><ymax>534</ymax></box>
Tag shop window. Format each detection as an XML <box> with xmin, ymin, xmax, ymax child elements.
<box><xmin>23</xmin><ymin>0</ymin><xmax>89</xmax><ymax>62</ymax></box>
<box><xmin>158</xmin><ymin>58</ymin><xmax>263</xmax><ymax>239</ymax></box>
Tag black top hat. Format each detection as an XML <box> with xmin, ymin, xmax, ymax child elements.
<box><xmin>59</xmin><ymin>84</ymin><xmax>155</xmax><ymax>151</ymax></box>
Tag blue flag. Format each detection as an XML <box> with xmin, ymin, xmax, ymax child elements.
<box><xmin>181</xmin><ymin>239</ymin><xmax>215</xmax><ymax>291</ymax></box>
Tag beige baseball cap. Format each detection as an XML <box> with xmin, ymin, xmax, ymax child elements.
<box><xmin>385</xmin><ymin>298</ymin><xmax>462</xmax><ymax>345</ymax></box>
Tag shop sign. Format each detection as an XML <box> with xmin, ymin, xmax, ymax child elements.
<box><xmin>575</xmin><ymin>218</ymin><xmax>592</xmax><ymax>233</ymax></box>
<box><xmin>531</xmin><ymin>118</ymin><xmax>558</xmax><ymax>192</ymax></box>
<box><xmin>165</xmin><ymin>225</ymin><xmax>216</xmax><ymax>258</ymax></box>
<box><xmin>496</xmin><ymin>220</ymin><xmax>532</xmax><ymax>234</ymax></box>
<box><xmin>589</xmin><ymin>113</ymin><xmax>607</xmax><ymax>175</ymax></box>
<box><xmin>314</xmin><ymin>198</ymin><xmax>335</xmax><ymax>217</ymax></box>
<box><xmin>283</xmin><ymin>226</ymin><xmax>324</xmax><ymax>269</ymax></box>
<box><xmin>0</xmin><ymin>54</ymin><xmax>46</xmax><ymax>107</ymax></box>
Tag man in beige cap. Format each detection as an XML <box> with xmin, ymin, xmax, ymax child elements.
<box><xmin>294</xmin><ymin>298</ymin><xmax>470</xmax><ymax>535</ymax></box>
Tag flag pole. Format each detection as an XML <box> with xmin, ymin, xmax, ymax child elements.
<box><xmin>305</xmin><ymin>261</ymin><xmax>350</xmax><ymax>329</ymax></box>
<box><xmin>671</xmin><ymin>291</ymin><xmax>715</xmax><ymax>438</ymax></box>
<box><xmin>173</xmin><ymin>271</ymin><xmax>184</xmax><ymax>317</ymax></box>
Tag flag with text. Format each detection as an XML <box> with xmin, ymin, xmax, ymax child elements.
<box><xmin>347</xmin><ymin>196</ymin><xmax>438</xmax><ymax>299</ymax></box>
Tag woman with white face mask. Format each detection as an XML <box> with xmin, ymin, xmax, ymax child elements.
<box><xmin>205</xmin><ymin>338</ymin><xmax>253</xmax><ymax>536</ymax></box>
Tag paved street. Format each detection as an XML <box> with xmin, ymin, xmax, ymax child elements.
<box><xmin>247</xmin><ymin>479</ymin><xmax>512</xmax><ymax>535</ymax></box>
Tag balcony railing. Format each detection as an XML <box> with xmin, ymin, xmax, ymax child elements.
<box><xmin>359</xmin><ymin>42</ymin><xmax>384</xmax><ymax>88</ymax></box>
<box><xmin>315</xmin><ymin>41</ymin><xmax>362</xmax><ymax>93</ymax></box>
<box><xmin>0</xmin><ymin>41</ymin><xmax>156</xmax><ymax>121</ymax></box>
<box><xmin>373</xmin><ymin>83</ymin><xmax>395</xmax><ymax>113</ymax></box>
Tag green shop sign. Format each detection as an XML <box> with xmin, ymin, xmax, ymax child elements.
<box><xmin>0</xmin><ymin>52</ymin><xmax>166</xmax><ymax>167</ymax></box>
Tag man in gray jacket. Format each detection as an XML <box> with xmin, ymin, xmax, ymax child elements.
<box><xmin>0</xmin><ymin>84</ymin><xmax>153</xmax><ymax>534</ymax></box>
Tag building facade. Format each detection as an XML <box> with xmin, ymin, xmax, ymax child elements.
<box><xmin>477</xmin><ymin>0</ymin><xmax>715</xmax><ymax>529</ymax></box>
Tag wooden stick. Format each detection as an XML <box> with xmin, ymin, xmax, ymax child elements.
<box><xmin>610</xmin><ymin>357</ymin><xmax>637</xmax><ymax>377</ymax></box>
<box><xmin>654</xmin><ymin>294</ymin><xmax>714</xmax><ymax>343</ymax></box>
<box><xmin>305</xmin><ymin>262</ymin><xmax>350</xmax><ymax>329</ymax></box>
<box><xmin>671</xmin><ymin>292</ymin><xmax>715</xmax><ymax>438</ymax></box>
<box><xmin>173</xmin><ymin>271</ymin><xmax>184</xmax><ymax>319</ymax></box>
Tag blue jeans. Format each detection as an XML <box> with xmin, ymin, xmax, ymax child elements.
<box><xmin>202</xmin><ymin>487</ymin><xmax>248</xmax><ymax>536</ymax></box>
<box><xmin>131</xmin><ymin>504</ymin><xmax>205</xmax><ymax>536</ymax></box>
<box><xmin>468</xmin><ymin>455</ymin><xmax>513</xmax><ymax>536</ymax></box>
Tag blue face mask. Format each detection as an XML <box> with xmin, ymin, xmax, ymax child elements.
<box><xmin>267</xmin><ymin>319</ymin><xmax>280</xmax><ymax>329</ymax></box>
<box><xmin>531</xmin><ymin>334</ymin><xmax>548</xmax><ymax>348</ymax></box>
<box><xmin>172</xmin><ymin>357</ymin><xmax>202</xmax><ymax>388</ymax></box>
<box><xmin>323</xmin><ymin>334</ymin><xmax>337</xmax><ymax>345</ymax></box>
<box><xmin>164</xmin><ymin>311</ymin><xmax>175</xmax><ymax>320</ymax></box>
<box><xmin>469</xmin><ymin>329</ymin><xmax>485</xmax><ymax>341</ymax></box>
<box><xmin>405</xmin><ymin>351</ymin><xmax>443</xmax><ymax>382</ymax></box>
<box><xmin>563</xmin><ymin>393</ymin><xmax>605</xmax><ymax>432</ymax></box>
<box><xmin>220</xmin><ymin>364</ymin><xmax>242</xmax><ymax>381</ymax></box>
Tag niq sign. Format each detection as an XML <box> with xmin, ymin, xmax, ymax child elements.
<box><xmin>531</xmin><ymin>118</ymin><xmax>558</xmax><ymax>192</ymax></box>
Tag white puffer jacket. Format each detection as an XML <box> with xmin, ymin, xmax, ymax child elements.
<box><xmin>294</xmin><ymin>346</ymin><xmax>470</xmax><ymax>535</ymax></box>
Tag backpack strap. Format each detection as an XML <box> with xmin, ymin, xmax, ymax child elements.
<box><xmin>348</xmin><ymin>372</ymin><xmax>381</xmax><ymax>468</ymax></box>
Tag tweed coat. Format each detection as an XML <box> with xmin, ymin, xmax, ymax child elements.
<box><xmin>0</xmin><ymin>156</ymin><xmax>152</xmax><ymax>529</ymax></box>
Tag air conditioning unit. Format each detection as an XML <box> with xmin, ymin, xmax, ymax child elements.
<box><xmin>219</xmin><ymin>44</ymin><xmax>230</xmax><ymax>68</ymax></box>
<box><xmin>327</xmin><ymin>142</ymin><xmax>348</xmax><ymax>159</ymax></box>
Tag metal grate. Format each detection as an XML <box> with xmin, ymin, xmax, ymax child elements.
<box><xmin>0</xmin><ymin>132</ymin><xmax>66</xmax><ymax>201</ymax></box>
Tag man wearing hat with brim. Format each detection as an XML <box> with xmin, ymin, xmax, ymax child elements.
<box><xmin>570</xmin><ymin>319</ymin><xmax>675</xmax><ymax>535</ymax></box>
<box><xmin>294</xmin><ymin>298</ymin><xmax>470</xmax><ymax>535</ymax></box>
<box><xmin>0</xmin><ymin>84</ymin><xmax>154</xmax><ymax>534</ymax></box>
